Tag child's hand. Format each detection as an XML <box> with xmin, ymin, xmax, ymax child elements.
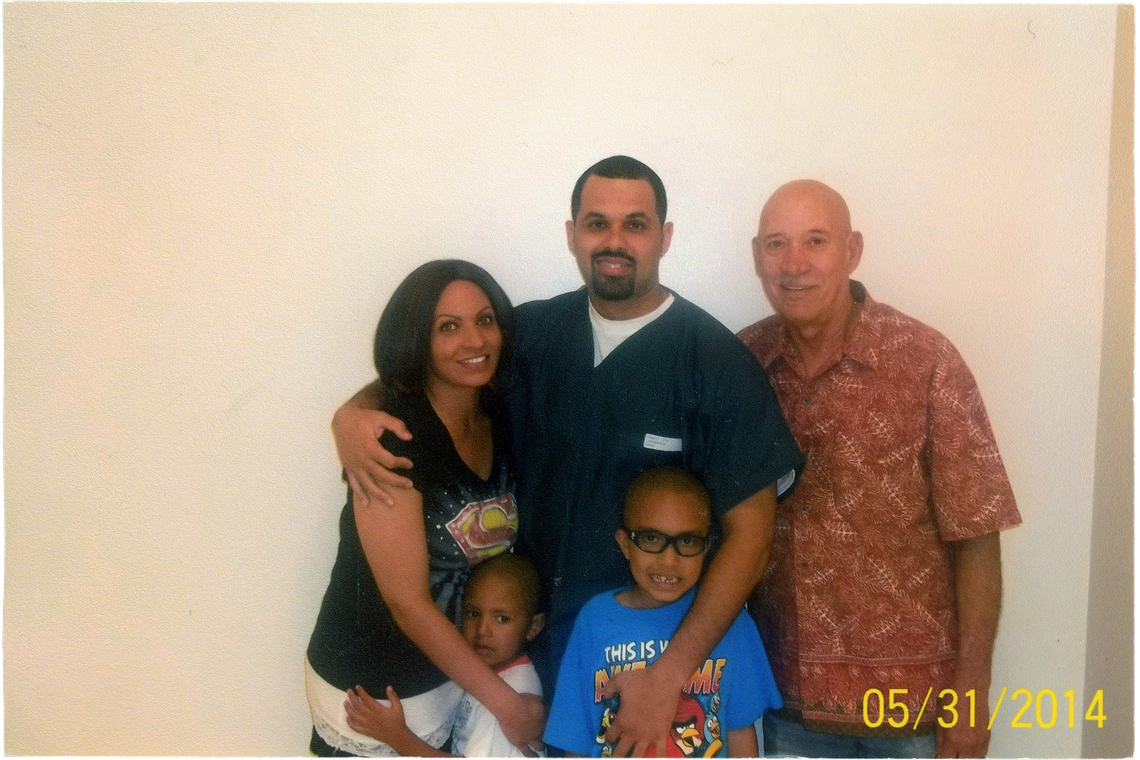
<box><xmin>344</xmin><ymin>685</ymin><xmax>410</xmax><ymax>744</ymax></box>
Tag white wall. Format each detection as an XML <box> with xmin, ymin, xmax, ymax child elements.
<box><xmin>3</xmin><ymin>4</ymin><xmax>1121</xmax><ymax>756</ymax></box>
<box><xmin>1083</xmin><ymin>6</ymin><xmax>1134</xmax><ymax>758</ymax></box>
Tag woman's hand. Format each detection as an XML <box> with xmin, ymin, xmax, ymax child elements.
<box><xmin>332</xmin><ymin>381</ymin><xmax>415</xmax><ymax>506</ymax></box>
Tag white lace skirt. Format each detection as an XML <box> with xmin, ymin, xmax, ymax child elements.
<box><xmin>305</xmin><ymin>656</ymin><xmax>464</xmax><ymax>756</ymax></box>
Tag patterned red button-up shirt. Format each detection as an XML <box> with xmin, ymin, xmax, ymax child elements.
<box><xmin>738</xmin><ymin>282</ymin><xmax>1020</xmax><ymax>735</ymax></box>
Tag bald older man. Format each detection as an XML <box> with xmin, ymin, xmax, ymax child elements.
<box><xmin>739</xmin><ymin>180</ymin><xmax>1021</xmax><ymax>759</ymax></box>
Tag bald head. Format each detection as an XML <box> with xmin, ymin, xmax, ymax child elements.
<box><xmin>752</xmin><ymin>180</ymin><xmax>863</xmax><ymax>341</ymax></box>
<box><xmin>623</xmin><ymin>466</ymin><xmax>712</xmax><ymax>529</ymax></box>
<box><xmin>759</xmin><ymin>180</ymin><xmax>853</xmax><ymax>238</ymax></box>
<box><xmin>468</xmin><ymin>552</ymin><xmax>543</xmax><ymax>618</ymax></box>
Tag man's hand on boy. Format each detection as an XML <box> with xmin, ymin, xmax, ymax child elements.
<box><xmin>601</xmin><ymin>666</ymin><xmax>678</xmax><ymax>757</ymax></box>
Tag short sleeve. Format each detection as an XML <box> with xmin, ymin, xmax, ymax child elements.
<box><xmin>718</xmin><ymin>613</ymin><xmax>783</xmax><ymax>731</ymax></box>
<box><xmin>927</xmin><ymin>343</ymin><xmax>1021</xmax><ymax>540</ymax></box>
<box><xmin>695</xmin><ymin>336</ymin><xmax>804</xmax><ymax>519</ymax></box>
<box><xmin>543</xmin><ymin>607</ymin><xmax>603</xmax><ymax>756</ymax></box>
<box><xmin>378</xmin><ymin>394</ymin><xmax>441</xmax><ymax>495</ymax></box>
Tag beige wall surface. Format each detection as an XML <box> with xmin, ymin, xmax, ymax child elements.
<box><xmin>1082</xmin><ymin>5</ymin><xmax>1134</xmax><ymax>759</ymax></box>
<box><xmin>4</xmin><ymin>4</ymin><xmax>1122</xmax><ymax>756</ymax></box>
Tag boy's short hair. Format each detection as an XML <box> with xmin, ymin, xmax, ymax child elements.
<box><xmin>623</xmin><ymin>467</ymin><xmax>712</xmax><ymax>527</ymax></box>
<box><xmin>469</xmin><ymin>552</ymin><xmax>542</xmax><ymax>618</ymax></box>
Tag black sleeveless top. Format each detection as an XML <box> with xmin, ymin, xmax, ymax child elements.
<box><xmin>306</xmin><ymin>392</ymin><xmax>516</xmax><ymax>696</ymax></box>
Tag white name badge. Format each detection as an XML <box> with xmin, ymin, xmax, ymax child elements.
<box><xmin>777</xmin><ymin>468</ymin><xmax>797</xmax><ymax>496</ymax></box>
<box><xmin>643</xmin><ymin>434</ymin><xmax>682</xmax><ymax>452</ymax></box>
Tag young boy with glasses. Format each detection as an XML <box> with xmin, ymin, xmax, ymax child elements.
<box><xmin>543</xmin><ymin>467</ymin><xmax>782</xmax><ymax>757</ymax></box>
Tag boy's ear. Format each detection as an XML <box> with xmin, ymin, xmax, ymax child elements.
<box><xmin>615</xmin><ymin>528</ymin><xmax>632</xmax><ymax>561</ymax></box>
<box><xmin>526</xmin><ymin>612</ymin><xmax>546</xmax><ymax>642</ymax></box>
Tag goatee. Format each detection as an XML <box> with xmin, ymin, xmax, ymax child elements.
<box><xmin>590</xmin><ymin>249</ymin><xmax>636</xmax><ymax>302</ymax></box>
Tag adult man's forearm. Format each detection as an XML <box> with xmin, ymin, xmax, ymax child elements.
<box><xmin>952</xmin><ymin>532</ymin><xmax>1001</xmax><ymax>686</ymax></box>
<box><xmin>332</xmin><ymin>378</ymin><xmax>415</xmax><ymax>500</ymax></box>
<box><xmin>937</xmin><ymin>531</ymin><xmax>1002</xmax><ymax>758</ymax></box>
<box><xmin>654</xmin><ymin>486</ymin><xmax>776</xmax><ymax>682</ymax></box>
<box><xmin>344</xmin><ymin>379</ymin><xmax>383</xmax><ymax>412</ymax></box>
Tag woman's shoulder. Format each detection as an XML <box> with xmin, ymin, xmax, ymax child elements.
<box><xmin>380</xmin><ymin>392</ymin><xmax>443</xmax><ymax>459</ymax></box>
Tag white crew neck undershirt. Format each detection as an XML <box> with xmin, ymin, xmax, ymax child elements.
<box><xmin>587</xmin><ymin>291</ymin><xmax>796</xmax><ymax>496</ymax></box>
<box><xmin>588</xmin><ymin>293</ymin><xmax>675</xmax><ymax>366</ymax></box>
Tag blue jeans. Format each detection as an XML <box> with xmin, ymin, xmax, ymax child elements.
<box><xmin>762</xmin><ymin>713</ymin><xmax>936</xmax><ymax>758</ymax></box>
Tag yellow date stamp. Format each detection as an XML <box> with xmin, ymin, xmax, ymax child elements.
<box><xmin>862</xmin><ymin>688</ymin><xmax>1107</xmax><ymax>730</ymax></box>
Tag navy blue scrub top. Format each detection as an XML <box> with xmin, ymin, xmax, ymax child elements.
<box><xmin>507</xmin><ymin>288</ymin><xmax>803</xmax><ymax>640</ymax></box>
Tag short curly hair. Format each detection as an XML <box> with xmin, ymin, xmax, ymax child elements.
<box><xmin>468</xmin><ymin>552</ymin><xmax>542</xmax><ymax>619</ymax></box>
<box><xmin>570</xmin><ymin>155</ymin><xmax>667</xmax><ymax>223</ymax></box>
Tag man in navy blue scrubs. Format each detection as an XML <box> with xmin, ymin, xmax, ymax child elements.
<box><xmin>333</xmin><ymin>156</ymin><xmax>802</xmax><ymax>756</ymax></box>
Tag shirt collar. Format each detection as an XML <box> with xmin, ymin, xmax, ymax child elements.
<box><xmin>495</xmin><ymin>653</ymin><xmax>531</xmax><ymax>674</ymax></box>
<box><xmin>843</xmin><ymin>281</ymin><xmax>881</xmax><ymax>370</ymax></box>
<box><xmin>761</xmin><ymin>280</ymin><xmax>881</xmax><ymax>373</ymax></box>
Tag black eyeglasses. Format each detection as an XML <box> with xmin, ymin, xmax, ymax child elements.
<box><xmin>622</xmin><ymin>528</ymin><xmax>710</xmax><ymax>557</ymax></box>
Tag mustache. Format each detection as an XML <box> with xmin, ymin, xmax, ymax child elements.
<box><xmin>592</xmin><ymin>248</ymin><xmax>635</xmax><ymax>264</ymax></box>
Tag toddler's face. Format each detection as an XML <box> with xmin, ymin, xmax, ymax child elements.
<box><xmin>461</xmin><ymin>573</ymin><xmax>534</xmax><ymax>671</ymax></box>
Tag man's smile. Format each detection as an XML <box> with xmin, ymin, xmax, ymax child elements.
<box><xmin>592</xmin><ymin>250</ymin><xmax>636</xmax><ymax>274</ymax></box>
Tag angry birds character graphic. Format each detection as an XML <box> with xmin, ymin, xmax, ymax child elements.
<box><xmin>596</xmin><ymin>696</ymin><xmax>620</xmax><ymax>757</ymax></box>
<box><xmin>595</xmin><ymin>691</ymin><xmax>725</xmax><ymax>757</ymax></box>
<box><xmin>703</xmin><ymin>692</ymin><xmax>723</xmax><ymax>755</ymax></box>
<box><xmin>670</xmin><ymin>693</ymin><xmax>706</xmax><ymax>757</ymax></box>
<box><xmin>669</xmin><ymin>693</ymin><xmax>724</xmax><ymax>758</ymax></box>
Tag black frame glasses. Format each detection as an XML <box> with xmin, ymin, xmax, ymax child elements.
<box><xmin>622</xmin><ymin>528</ymin><xmax>710</xmax><ymax>557</ymax></box>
